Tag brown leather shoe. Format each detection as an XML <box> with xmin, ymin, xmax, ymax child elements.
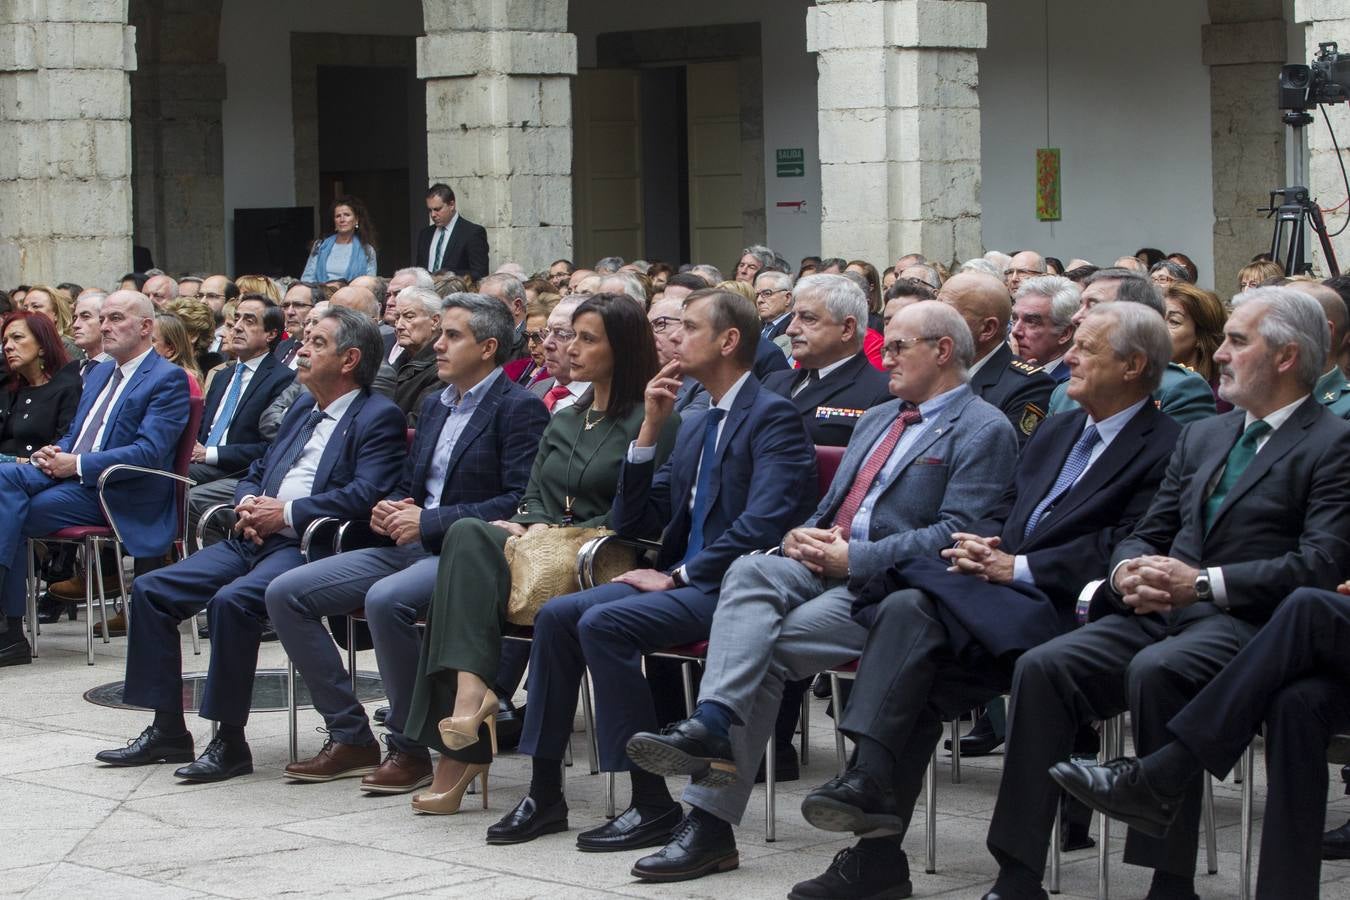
<box><xmin>50</xmin><ymin>571</ymin><xmax>125</xmax><ymax>602</ymax></box>
<box><xmin>359</xmin><ymin>747</ymin><xmax>434</xmax><ymax>794</ymax></box>
<box><xmin>93</xmin><ymin>612</ymin><xmax>127</xmax><ymax>638</ymax></box>
<box><xmin>284</xmin><ymin>738</ymin><xmax>380</xmax><ymax>782</ymax></box>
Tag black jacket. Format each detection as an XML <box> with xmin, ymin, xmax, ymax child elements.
<box><xmin>416</xmin><ymin>217</ymin><xmax>489</xmax><ymax>280</ymax></box>
<box><xmin>760</xmin><ymin>351</ymin><xmax>893</xmax><ymax>447</ymax></box>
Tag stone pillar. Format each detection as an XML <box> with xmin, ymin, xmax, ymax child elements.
<box><xmin>0</xmin><ymin>0</ymin><xmax>136</xmax><ymax>286</ymax></box>
<box><xmin>129</xmin><ymin>0</ymin><xmax>226</xmax><ymax>275</ymax></box>
<box><xmin>807</xmin><ymin>0</ymin><xmax>985</xmax><ymax>269</ymax></box>
<box><xmin>1294</xmin><ymin>0</ymin><xmax>1350</xmax><ymax>275</ymax></box>
<box><xmin>1204</xmin><ymin>2</ymin><xmax>1287</xmax><ymax>298</ymax></box>
<box><xmin>418</xmin><ymin>0</ymin><xmax>576</xmax><ymax>269</ymax></box>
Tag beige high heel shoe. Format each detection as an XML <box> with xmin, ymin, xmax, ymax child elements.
<box><xmin>438</xmin><ymin>689</ymin><xmax>499</xmax><ymax>753</ymax></box>
<box><xmin>410</xmin><ymin>762</ymin><xmax>490</xmax><ymax>815</ymax></box>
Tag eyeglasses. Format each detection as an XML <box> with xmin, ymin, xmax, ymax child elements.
<box><xmin>1003</xmin><ymin>268</ymin><xmax>1042</xmax><ymax>279</ymax></box>
<box><xmin>882</xmin><ymin>336</ymin><xmax>941</xmax><ymax>357</ymax></box>
<box><xmin>649</xmin><ymin>316</ymin><xmax>679</xmax><ymax>334</ymax></box>
<box><xmin>525</xmin><ymin>330</ymin><xmax>547</xmax><ymax>343</ymax></box>
<box><xmin>546</xmin><ymin>327</ymin><xmax>576</xmax><ymax>342</ymax></box>
<box><xmin>201</xmin><ymin>292</ymin><xmax>225</xmax><ymax>302</ymax></box>
<box><xmin>281</xmin><ymin>301</ymin><xmax>314</xmax><ymax>310</ymax></box>
<box><xmin>755</xmin><ymin>288</ymin><xmax>786</xmax><ymax>299</ymax></box>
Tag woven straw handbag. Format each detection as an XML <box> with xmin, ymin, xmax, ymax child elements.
<box><xmin>503</xmin><ymin>526</ymin><xmax>639</xmax><ymax>625</ymax></box>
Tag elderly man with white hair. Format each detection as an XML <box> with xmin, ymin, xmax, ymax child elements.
<box><xmin>1011</xmin><ymin>275</ymin><xmax>1079</xmax><ymax>383</ymax></box>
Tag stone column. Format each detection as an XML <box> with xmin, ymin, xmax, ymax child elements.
<box><xmin>418</xmin><ymin>0</ymin><xmax>577</xmax><ymax>270</ymax></box>
<box><xmin>1294</xmin><ymin>0</ymin><xmax>1350</xmax><ymax>275</ymax></box>
<box><xmin>0</xmin><ymin>0</ymin><xmax>136</xmax><ymax>286</ymax></box>
<box><xmin>807</xmin><ymin>0</ymin><xmax>985</xmax><ymax>269</ymax></box>
<box><xmin>129</xmin><ymin>0</ymin><xmax>226</xmax><ymax>275</ymax></box>
<box><xmin>1204</xmin><ymin>2</ymin><xmax>1287</xmax><ymax>298</ymax></box>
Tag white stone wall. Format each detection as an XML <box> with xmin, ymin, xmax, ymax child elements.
<box><xmin>0</xmin><ymin>1</ymin><xmax>137</xmax><ymax>287</ymax></box>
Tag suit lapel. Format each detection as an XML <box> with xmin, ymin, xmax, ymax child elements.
<box><xmin>410</xmin><ymin>391</ymin><xmax>451</xmax><ymax>493</ymax></box>
<box><xmin>234</xmin><ymin>354</ymin><xmax>277</xmax><ymax>411</ymax></box>
<box><xmin>1191</xmin><ymin>412</ymin><xmax>1245</xmax><ymax>526</ymax></box>
<box><xmin>873</xmin><ymin>392</ymin><xmax>970</xmax><ymax>500</ymax></box>
<box><xmin>313</xmin><ymin>392</ymin><xmax>367</xmax><ymax>491</ymax></box>
<box><xmin>969</xmin><ymin>343</ymin><xmax>1009</xmax><ymax>396</ymax></box>
<box><xmin>794</xmin><ymin>354</ymin><xmax>864</xmax><ymax>413</ymax></box>
<box><xmin>103</xmin><ymin>352</ymin><xmax>160</xmax><ymax>439</ymax></box>
<box><xmin>1006</xmin><ymin>410</ymin><xmax>1088</xmax><ymax>539</ymax></box>
<box><xmin>1208</xmin><ymin>398</ymin><xmax>1319</xmax><ymax>530</ymax></box>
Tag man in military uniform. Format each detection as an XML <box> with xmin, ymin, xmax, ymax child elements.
<box><xmin>938</xmin><ymin>271</ymin><xmax>1055</xmax><ymax>444</ymax></box>
<box><xmin>1290</xmin><ymin>281</ymin><xmax>1350</xmax><ymax>419</ymax></box>
<box><xmin>1047</xmin><ymin>268</ymin><xmax>1215</xmax><ymax>423</ymax></box>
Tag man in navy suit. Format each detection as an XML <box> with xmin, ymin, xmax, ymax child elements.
<box><xmin>788</xmin><ymin>302</ymin><xmax>1181</xmax><ymax>899</ymax></box>
<box><xmin>0</xmin><ymin>290</ymin><xmax>190</xmax><ymax>665</ymax></box>
<box><xmin>416</xmin><ymin>183</ymin><xmax>489</xmax><ymax>280</ymax></box>
<box><xmin>96</xmin><ymin>307</ymin><xmax>406</xmax><ymax>783</ymax></box>
<box><xmin>189</xmin><ymin>294</ymin><xmax>294</xmax><ymax>484</ymax></box>
<box><xmin>264</xmin><ymin>293</ymin><xmax>548</xmax><ymax>793</ymax></box>
<box><xmin>486</xmin><ymin>288</ymin><xmax>816</xmax><ymax>853</ymax></box>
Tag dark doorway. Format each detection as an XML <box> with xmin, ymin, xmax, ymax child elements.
<box><xmin>640</xmin><ymin>67</ymin><xmax>690</xmax><ymax>264</ymax></box>
<box><xmin>316</xmin><ymin>65</ymin><xmax>415</xmax><ymax>273</ymax></box>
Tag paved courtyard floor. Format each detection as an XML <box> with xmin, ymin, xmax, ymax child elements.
<box><xmin>6</xmin><ymin>619</ymin><xmax>1350</xmax><ymax>899</ymax></box>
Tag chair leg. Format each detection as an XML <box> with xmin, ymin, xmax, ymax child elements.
<box><xmin>84</xmin><ymin>540</ymin><xmax>96</xmax><ymax>665</ymax></box>
<box><xmin>25</xmin><ymin>539</ymin><xmax>38</xmax><ymax>658</ymax></box>
<box><xmin>950</xmin><ymin>718</ymin><xmax>962</xmax><ymax>784</ymax></box>
<box><xmin>1202</xmin><ymin>772</ymin><xmax>1218</xmax><ymax>875</ymax></box>
<box><xmin>830</xmin><ymin>673</ymin><xmax>846</xmax><ymax>776</ymax></box>
<box><xmin>800</xmin><ymin>687</ymin><xmax>810</xmax><ymax>767</ymax></box>
<box><xmin>1239</xmin><ymin>743</ymin><xmax>1256</xmax><ymax>900</ymax></box>
<box><xmin>348</xmin><ymin>638</ymin><xmax>357</xmax><ymax>692</ymax></box>
<box><xmin>605</xmin><ymin>771</ymin><xmax>616</xmax><ymax>818</ymax></box>
<box><xmin>563</xmin><ymin>740</ymin><xmax>573</xmax><ymax>768</ymax></box>
<box><xmin>680</xmin><ymin>661</ymin><xmax>696</xmax><ymax>718</ymax></box>
<box><xmin>190</xmin><ymin>611</ymin><xmax>201</xmax><ymax>655</ymax></box>
<box><xmin>765</xmin><ymin>737</ymin><xmax>777</xmax><ymax>842</ymax></box>
<box><xmin>92</xmin><ymin>538</ymin><xmax>110</xmax><ymax>645</ymax></box>
<box><xmin>581</xmin><ymin>669</ymin><xmax>600</xmax><ymax>776</ymax></box>
<box><xmin>287</xmin><ymin>658</ymin><xmax>299</xmax><ymax>763</ymax></box>
<box><xmin>925</xmin><ymin>743</ymin><xmax>937</xmax><ymax>874</ymax></box>
<box><xmin>112</xmin><ymin>539</ymin><xmax>130</xmax><ymax>625</ymax></box>
<box><xmin>1098</xmin><ymin>716</ymin><xmax>1117</xmax><ymax>900</ymax></box>
<box><xmin>1049</xmin><ymin>801</ymin><xmax>1062</xmax><ymax>893</ymax></box>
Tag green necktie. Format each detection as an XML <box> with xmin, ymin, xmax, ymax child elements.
<box><xmin>1204</xmin><ymin>419</ymin><xmax>1271</xmax><ymax>532</ymax></box>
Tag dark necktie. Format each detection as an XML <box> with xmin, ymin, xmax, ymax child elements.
<box><xmin>682</xmin><ymin>407</ymin><xmax>727</xmax><ymax>564</ymax></box>
<box><xmin>792</xmin><ymin>369</ymin><xmax>818</xmax><ymax>398</ymax></box>
<box><xmin>832</xmin><ymin>406</ymin><xmax>923</xmax><ymax>539</ymax></box>
<box><xmin>431</xmin><ymin>227</ymin><xmax>446</xmax><ymax>270</ymax></box>
<box><xmin>1023</xmin><ymin>424</ymin><xmax>1101</xmax><ymax>538</ymax></box>
<box><xmin>1204</xmin><ymin>419</ymin><xmax>1271</xmax><ymax>532</ymax></box>
<box><xmin>261</xmin><ymin>408</ymin><xmax>326</xmax><ymax>497</ymax></box>
<box><xmin>72</xmin><ymin>368</ymin><xmax>124</xmax><ymax>455</ymax></box>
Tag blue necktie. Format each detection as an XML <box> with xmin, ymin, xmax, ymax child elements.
<box><xmin>682</xmin><ymin>407</ymin><xmax>726</xmax><ymax>564</ymax></box>
<box><xmin>206</xmin><ymin>364</ymin><xmax>245</xmax><ymax>446</ymax></box>
<box><xmin>1023</xmin><ymin>424</ymin><xmax>1101</xmax><ymax>538</ymax></box>
<box><xmin>260</xmin><ymin>408</ymin><xmax>326</xmax><ymax>497</ymax></box>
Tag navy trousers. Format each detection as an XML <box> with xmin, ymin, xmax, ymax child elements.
<box><xmin>122</xmin><ymin>536</ymin><xmax>303</xmax><ymax>727</ymax></box>
<box><xmin>0</xmin><ymin>464</ymin><xmax>105</xmax><ymax>617</ymax></box>
<box><xmin>518</xmin><ymin>581</ymin><xmax>718</xmax><ymax>772</ymax></box>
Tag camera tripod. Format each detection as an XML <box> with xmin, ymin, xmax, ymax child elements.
<box><xmin>1266</xmin><ymin>109</ymin><xmax>1341</xmax><ymax>278</ymax></box>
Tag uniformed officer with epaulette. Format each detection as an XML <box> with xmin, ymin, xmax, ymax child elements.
<box><xmin>1047</xmin><ymin>267</ymin><xmax>1217</xmax><ymax>423</ymax></box>
<box><xmin>938</xmin><ymin>271</ymin><xmax>1056</xmax><ymax>444</ymax></box>
<box><xmin>1289</xmin><ymin>281</ymin><xmax>1350</xmax><ymax>420</ymax></box>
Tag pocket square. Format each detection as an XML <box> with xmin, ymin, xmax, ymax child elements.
<box><xmin>914</xmin><ymin>456</ymin><xmax>944</xmax><ymax>466</ymax></box>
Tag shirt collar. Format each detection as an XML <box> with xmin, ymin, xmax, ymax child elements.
<box><xmin>237</xmin><ymin>352</ymin><xmax>267</xmax><ymax>372</ymax></box>
<box><xmin>441</xmin><ymin>212</ymin><xmax>459</xmax><ymax>234</ymax></box>
<box><xmin>440</xmin><ymin>366</ymin><xmax>501</xmax><ymax>408</ymax></box>
<box><xmin>117</xmin><ymin>346</ymin><xmax>154</xmax><ymax>378</ymax></box>
<box><xmin>712</xmin><ymin>370</ymin><xmax>753</xmax><ymax>412</ymax></box>
<box><xmin>566</xmin><ymin>379</ymin><xmax>591</xmax><ymax>398</ymax></box>
<box><xmin>914</xmin><ymin>382</ymin><xmax>968</xmax><ymax>419</ymax></box>
<box><xmin>1246</xmin><ymin>394</ymin><xmax>1309</xmax><ymax>433</ymax></box>
<box><xmin>1087</xmin><ymin>396</ymin><xmax>1149</xmax><ymax>446</ymax></box>
<box><xmin>814</xmin><ymin>354</ymin><xmax>853</xmax><ymax>381</ymax></box>
<box><xmin>316</xmin><ymin>388</ymin><xmax>361</xmax><ymax>422</ymax></box>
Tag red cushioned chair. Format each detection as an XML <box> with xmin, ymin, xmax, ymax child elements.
<box><xmin>25</xmin><ymin>394</ymin><xmax>204</xmax><ymax>665</ymax></box>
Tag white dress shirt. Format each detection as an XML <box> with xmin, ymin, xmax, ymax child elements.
<box><xmin>554</xmin><ymin>379</ymin><xmax>591</xmax><ymax>413</ymax></box>
<box><xmin>273</xmin><ymin>389</ymin><xmax>361</xmax><ymax>536</ymax></box>
<box><xmin>73</xmin><ymin>347</ymin><xmax>154</xmax><ymax>477</ymax></box>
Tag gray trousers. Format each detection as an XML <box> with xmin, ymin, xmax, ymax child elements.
<box><xmin>683</xmin><ymin>553</ymin><xmax>868</xmax><ymax>824</ymax></box>
<box><xmin>188</xmin><ymin>477</ymin><xmax>240</xmax><ymax>545</ymax></box>
<box><xmin>264</xmin><ymin>543</ymin><xmax>436</xmax><ymax>756</ymax></box>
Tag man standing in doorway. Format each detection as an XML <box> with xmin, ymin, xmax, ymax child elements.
<box><xmin>417</xmin><ymin>184</ymin><xmax>489</xmax><ymax>281</ymax></box>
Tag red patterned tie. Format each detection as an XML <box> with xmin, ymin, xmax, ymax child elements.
<box><xmin>832</xmin><ymin>407</ymin><xmax>923</xmax><ymax>538</ymax></box>
<box><xmin>543</xmin><ymin>383</ymin><xmax>571</xmax><ymax>411</ymax></box>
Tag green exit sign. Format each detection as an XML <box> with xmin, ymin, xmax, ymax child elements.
<box><xmin>777</xmin><ymin>148</ymin><xmax>804</xmax><ymax>178</ymax></box>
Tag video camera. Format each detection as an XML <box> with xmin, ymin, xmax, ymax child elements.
<box><xmin>1280</xmin><ymin>42</ymin><xmax>1350</xmax><ymax>111</ymax></box>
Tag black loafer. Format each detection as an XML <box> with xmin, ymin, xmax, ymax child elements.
<box><xmin>981</xmin><ymin>890</ymin><xmax>1048</xmax><ymax>900</ymax></box>
<box><xmin>96</xmin><ymin>725</ymin><xmax>195</xmax><ymax>766</ymax></box>
<box><xmin>496</xmin><ymin>698</ymin><xmax>524</xmax><ymax>753</ymax></box>
<box><xmin>0</xmin><ymin>637</ymin><xmax>32</xmax><ymax>668</ymax></box>
<box><xmin>173</xmin><ymin>737</ymin><xmax>253</xmax><ymax>783</ymax></box>
<box><xmin>789</xmin><ymin>842</ymin><xmax>912</xmax><ymax>899</ymax></box>
<box><xmin>625</xmin><ymin>719</ymin><xmax>736</xmax><ymax>786</ymax></box>
<box><xmin>631</xmin><ymin>811</ymin><xmax>738</xmax><ymax>883</ymax></box>
<box><xmin>485</xmin><ymin>796</ymin><xmax>568</xmax><ymax>845</ymax></box>
<box><xmin>1048</xmin><ymin>757</ymin><xmax>1181</xmax><ymax>839</ymax></box>
<box><xmin>1325</xmin><ymin>818</ymin><xmax>1350</xmax><ymax>859</ymax></box>
<box><xmin>577</xmin><ymin>804</ymin><xmax>681</xmax><ymax>852</ymax></box>
<box><xmin>372</xmin><ymin>706</ymin><xmax>389</xmax><ymax>726</ymax></box>
<box><xmin>801</xmin><ymin>768</ymin><xmax>904</xmax><ymax>835</ymax></box>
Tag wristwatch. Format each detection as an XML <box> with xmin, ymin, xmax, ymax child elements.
<box><xmin>671</xmin><ymin>567</ymin><xmax>688</xmax><ymax>588</ymax></box>
<box><xmin>1194</xmin><ymin>572</ymin><xmax>1213</xmax><ymax>602</ymax></box>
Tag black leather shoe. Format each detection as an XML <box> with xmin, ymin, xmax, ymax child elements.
<box><xmin>576</xmin><ymin>803</ymin><xmax>681</xmax><ymax>852</ymax></box>
<box><xmin>0</xmin><ymin>636</ymin><xmax>32</xmax><ymax>667</ymax></box>
<box><xmin>496</xmin><ymin>698</ymin><xmax>523</xmax><ymax>752</ymax></box>
<box><xmin>1048</xmin><ymin>757</ymin><xmax>1181</xmax><ymax>839</ymax></box>
<box><xmin>789</xmin><ymin>842</ymin><xmax>912</xmax><ymax>899</ymax></box>
<box><xmin>754</xmin><ymin>741</ymin><xmax>800</xmax><ymax>784</ymax></box>
<box><xmin>801</xmin><ymin>768</ymin><xmax>903</xmax><ymax>835</ymax></box>
<box><xmin>947</xmin><ymin>713</ymin><xmax>1004</xmax><ymax>756</ymax></box>
<box><xmin>95</xmin><ymin>726</ymin><xmax>195</xmax><ymax>766</ymax></box>
<box><xmin>625</xmin><ymin>719</ymin><xmax>736</xmax><ymax>786</ymax></box>
<box><xmin>372</xmin><ymin>706</ymin><xmax>389</xmax><ymax>726</ymax></box>
<box><xmin>1325</xmin><ymin>818</ymin><xmax>1350</xmax><ymax>859</ymax></box>
<box><xmin>173</xmin><ymin>736</ymin><xmax>253</xmax><ymax>782</ymax></box>
<box><xmin>36</xmin><ymin>593</ymin><xmax>76</xmax><ymax>624</ymax></box>
<box><xmin>631</xmin><ymin>811</ymin><xmax>738</xmax><ymax>882</ymax></box>
<box><xmin>485</xmin><ymin>796</ymin><xmax>568</xmax><ymax>845</ymax></box>
<box><xmin>980</xmin><ymin>889</ymin><xmax>1048</xmax><ymax>900</ymax></box>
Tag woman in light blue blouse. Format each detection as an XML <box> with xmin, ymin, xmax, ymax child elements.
<box><xmin>301</xmin><ymin>195</ymin><xmax>379</xmax><ymax>282</ymax></box>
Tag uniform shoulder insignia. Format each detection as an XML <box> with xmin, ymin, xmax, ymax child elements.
<box><xmin>1325</xmin><ymin>391</ymin><xmax>1338</xmax><ymax>403</ymax></box>
<box><xmin>1176</xmin><ymin>362</ymin><xmax>1195</xmax><ymax>372</ymax></box>
<box><xmin>1019</xmin><ymin>403</ymin><xmax>1046</xmax><ymax>436</ymax></box>
<box><xmin>1009</xmin><ymin>359</ymin><xmax>1043</xmax><ymax>376</ymax></box>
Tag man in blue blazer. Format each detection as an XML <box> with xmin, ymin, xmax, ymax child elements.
<box><xmin>189</xmin><ymin>294</ymin><xmax>295</xmax><ymax>483</ymax></box>
<box><xmin>788</xmin><ymin>303</ymin><xmax>1182</xmax><ymax>899</ymax></box>
<box><xmin>487</xmin><ymin>288</ymin><xmax>816</xmax><ymax>852</ymax></box>
<box><xmin>0</xmin><ymin>290</ymin><xmax>190</xmax><ymax>665</ymax></box>
<box><xmin>624</xmin><ymin>300</ymin><xmax>1019</xmax><ymax>883</ymax></box>
<box><xmin>96</xmin><ymin>308</ymin><xmax>406</xmax><ymax>783</ymax></box>
<box><xmin>264</xmin><ymin>293</ymin><xmax>548</xmax><ymax>793</ymax></box>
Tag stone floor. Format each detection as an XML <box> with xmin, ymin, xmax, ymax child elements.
<box><xmin>7</xmin><ymin>618</ymin><xmax>1350</xmax><ymax>900</ymax></box>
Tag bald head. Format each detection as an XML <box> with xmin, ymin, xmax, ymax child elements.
<box><xmin>1005</xmin><ymin>250</ymin><xmax>1046</xmax><ymax>293</ymax></box>
<box><xmin>937</xmin><ymin>272</ymin><xmax>1012</xmax><ymax>356</ymax></box>
<box><xmin>143</xmin><ymin>274</ymin><xmax>178</xmax><ymax>308</ymax></box>
<box><xmin>1290</xmin><ymin>280</ymin><xmax>1348</xmax><ymax>359</ymax></box>
<box><xmin>330</xmin><ymin>285</ymin><xmax>380</xmax><ymax>322</ymax></box>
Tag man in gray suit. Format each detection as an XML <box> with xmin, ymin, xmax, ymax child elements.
<box><xmin>624</xmin><ymin>300</ymin><xmax>1019</xmax><ymax>882</ymax></box>
<box><xmin>984</xmin><ymin>286</ymin><xmax>1350</xmax><ymax>900</ymax></box>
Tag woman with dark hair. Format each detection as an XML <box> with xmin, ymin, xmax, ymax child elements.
<box><xmin>403</xmin><ymin>292</ymin><xmax>679</xmax><ymax>813</ymax></box>
<box><xmin>1164</xmin><ymin>282</ymin><xmax>1229</xmax><ymax>411</ymax></box>
<box><xmin>1135</xmin><ymin>247</ymin><xmax>1165</xmax><ymax>269</ymax></box>
<box><xmin>0</xmin><ymin>311</ymin><xmax>78</xmax><ymax>462</ymax></box>
<box><xmin>647</xmin><ymin>261</ymin><xmax>675</xmax><ymax>296</ymax></box>
<box><xmin>301</xmin><ymin>195</ymin><xmax>379</xmax><ymax>282</ymax></box>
